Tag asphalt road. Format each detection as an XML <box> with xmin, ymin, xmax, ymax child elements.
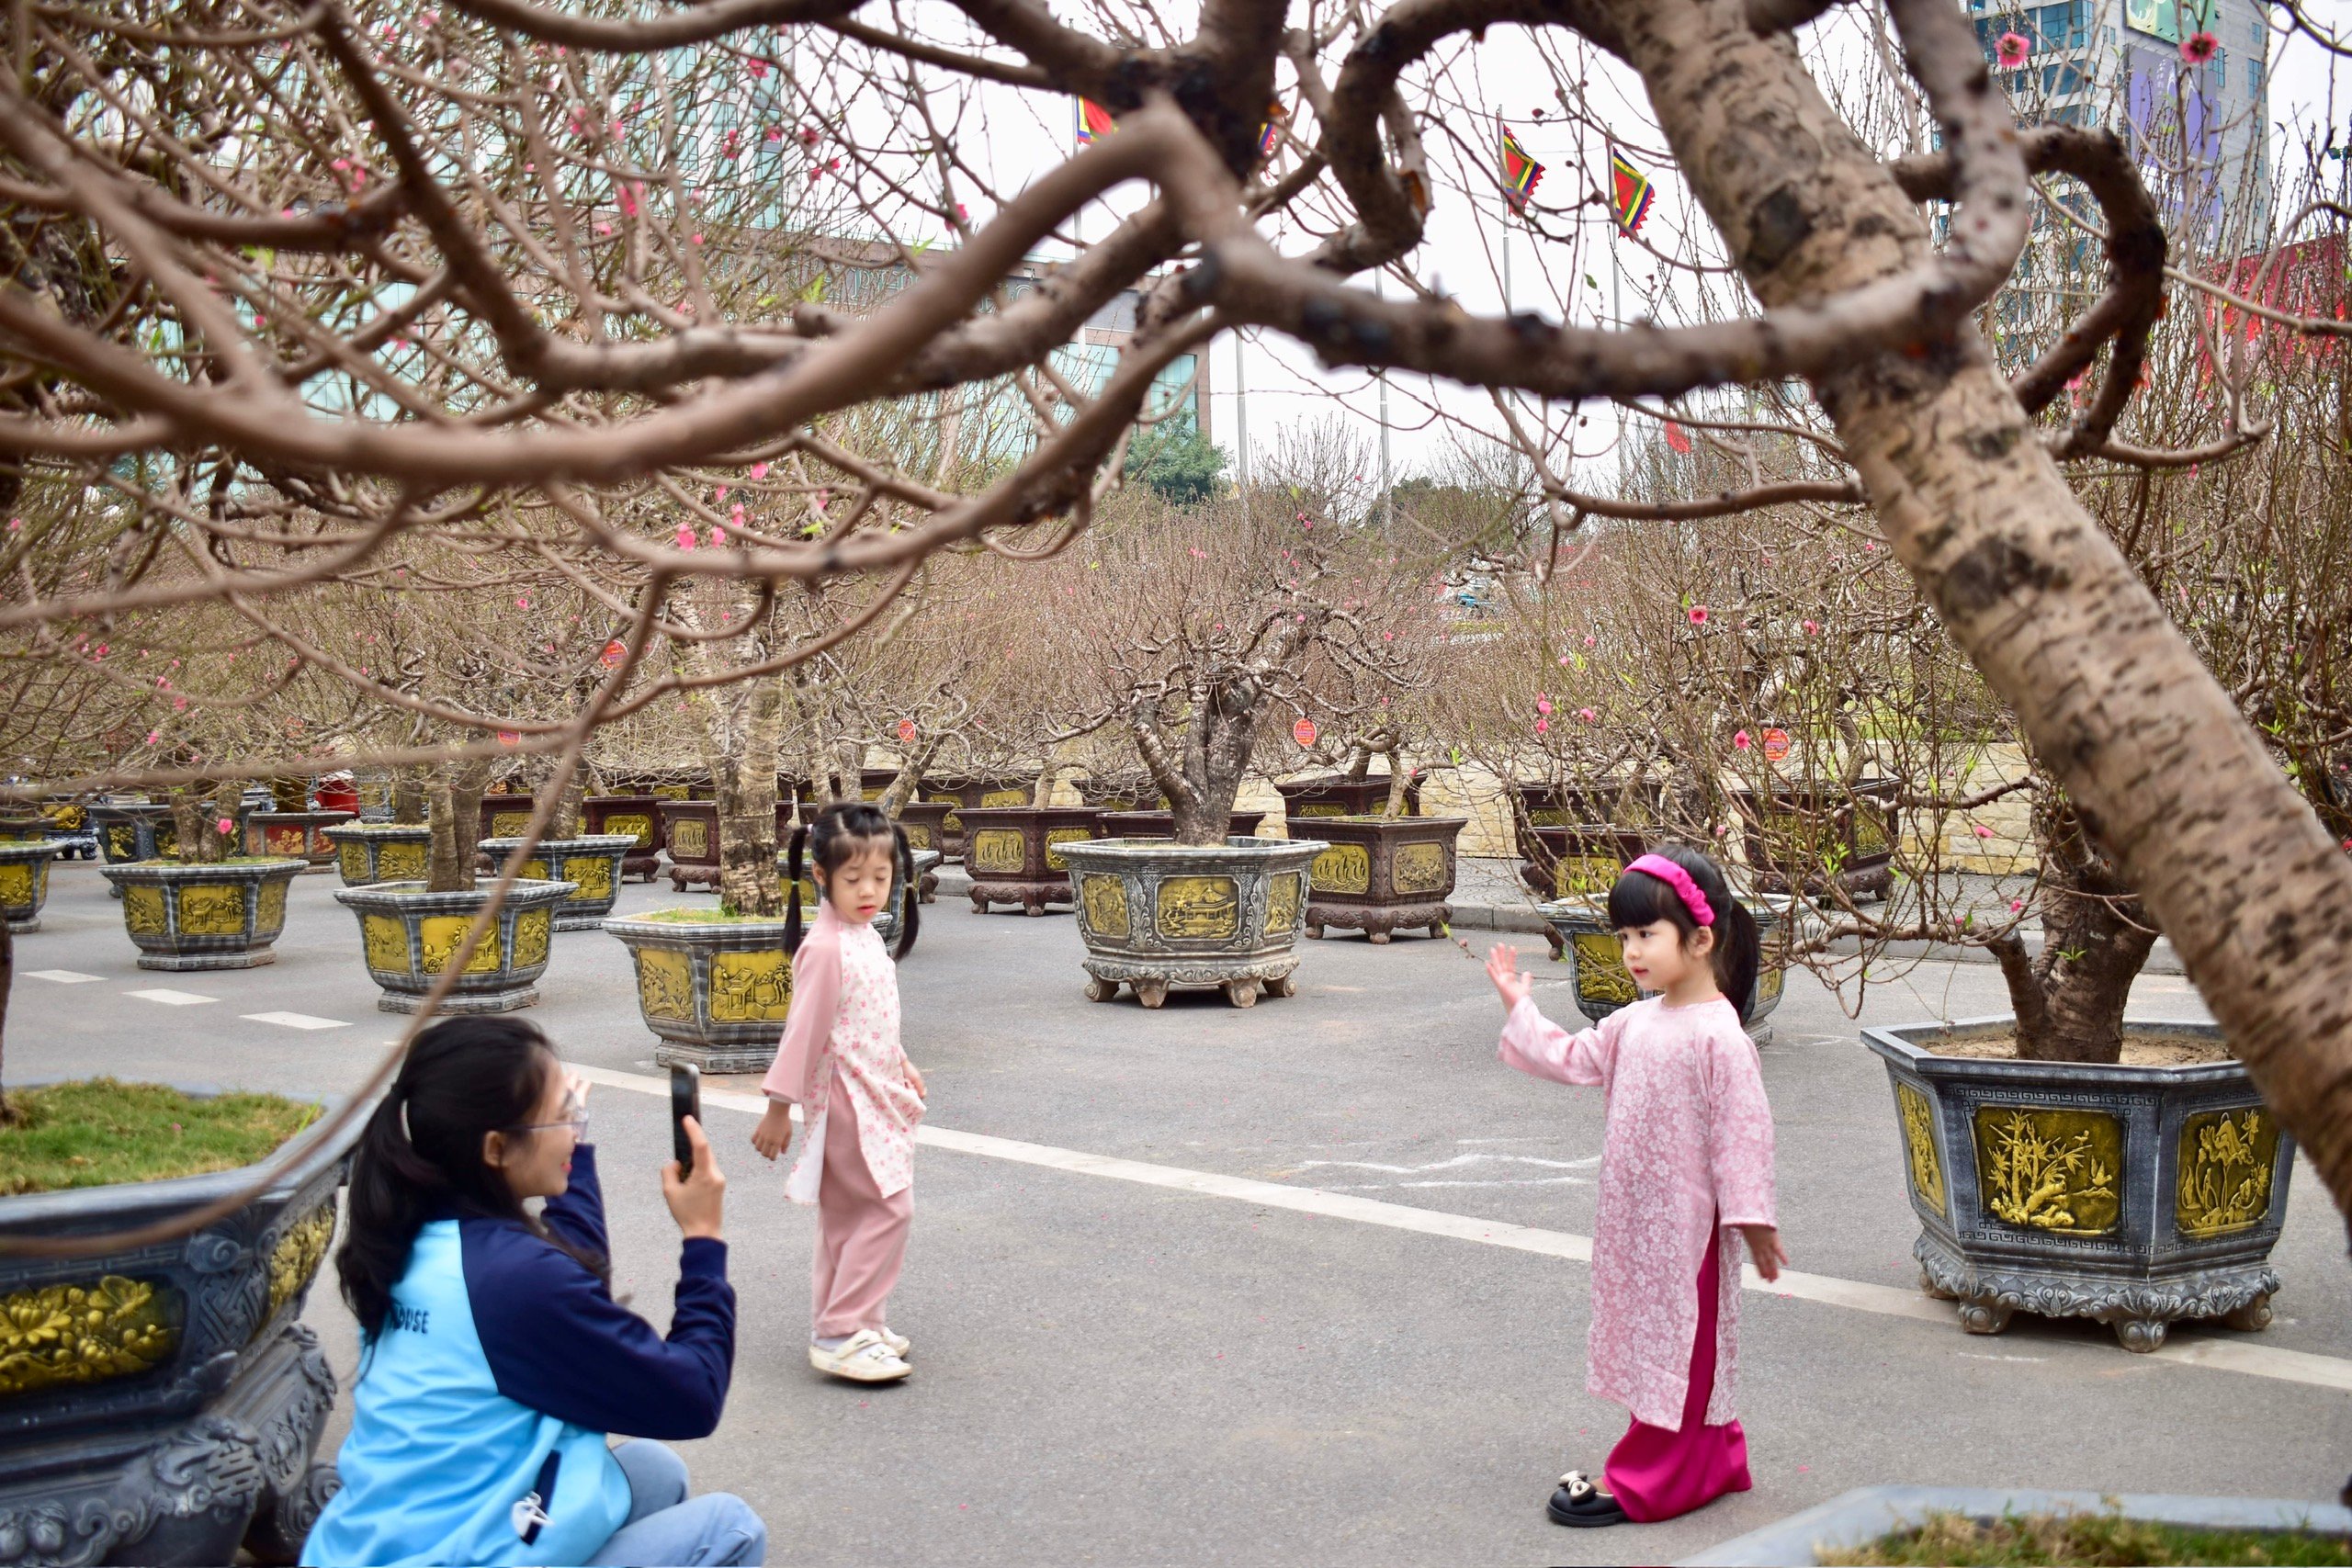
<box><xmin>9</xmin><ymin>857</ymin><xmax>2347</xmax><ymax>1566</ymax></box>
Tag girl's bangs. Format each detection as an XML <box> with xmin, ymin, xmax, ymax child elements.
<box><xmin>1606</xmin><ymin>865</ymin><xmax>1688</xmax><ymax>931</ymax></box>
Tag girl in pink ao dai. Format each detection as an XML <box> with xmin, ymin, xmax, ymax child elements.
<box><xmin>751</xmin><ymin>801</ymin><xmax>927</xmax><ymax>1384</ymax></box>
<box><xmin>1486</xmin><ymin>843</ymin><xmax>1785</xmax><ymax>1529</ymax></box>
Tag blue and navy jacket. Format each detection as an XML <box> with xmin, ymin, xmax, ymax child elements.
<box><xmin>302</xmin><ymin>1147</ymin><xmax>735</xmax><ymax>1567</ymax></box>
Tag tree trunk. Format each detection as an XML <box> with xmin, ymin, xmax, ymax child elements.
<box><xmin>1632</xmin><ymin>0</ymin><xmax>2352</xmax><ymax>1227</ymax></box>
<box><xmin>550</xmin><ymin>767</ymin><xmax>585</xmax><ymax>840</ymax></box>
<box><xmin>2001</xmin><ymin>795</ymin><xmax>2162</xmax><ymax>1063</ymax></box>
<box><xmin>1170</xmin><ymin>684</ymin><xmax>1256</xmax><ymax>845</ymax></box>
<box><xmin>390</xmin><ymin>767</ymin><xmax>426</xmax><ymax>825</ymax></box>
<box><xmin>1031</xmin><ymin>764</ymin><xmax>1057</xmax><ymax>808</ymax></box>
<box><xmin>1380</xmin><ymin>758</ymin><xmax>1411</xmax><ymax>820</ymax></box>
<box><xmin>426</xmin><ymin>760</ymin><xmax>487</xmax><ymax>894</ymax></box>
<box><xmin>0</xmin><ymin>915</ymin><xmax>16</xmax><ymax>1126</ymax></box>
<box><xmin>716</xmin><ymin>679</ymin><xmax>786</xmax><ymax>918</ymax></box>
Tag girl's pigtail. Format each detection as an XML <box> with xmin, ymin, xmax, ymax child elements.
<box><xmin>784</xmin><ymin>824</ymin><xmax>810</xmax><ymax>954</ymax></box>
<box><xmin>1717</xmin><ymin>897</ymin><xmax>1761</xmax><ymax>1023</ymax></box>
<box><xmin>888</xmin><ymin>824</ymin><xmax>920</xmax><ymax>960</ymax></box>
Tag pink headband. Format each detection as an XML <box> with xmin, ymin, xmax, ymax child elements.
<box><xmin>1626</xmin><ymin>853</ymin><xmax>1714</xmax><ymax>927</ymax></box>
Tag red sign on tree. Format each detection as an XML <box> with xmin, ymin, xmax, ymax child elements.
<box><xmin>1293</xmin><ymin>718</ymin><xmax>1318</xmax><ymax>748</ymax></box>
<box><xmin>601</xmin><ymin>638</ymin><xmax>627</xmax><ymax>668</ymax></box>
<box><xmin>1762</xmin><ymin>728</ymin><xmax>1791</xmax><ymax>763</ymax></box>
<box><xmin>897</xmin><ymin>718</ymin><xmax>917</xmax><ymax>744</ymax></box>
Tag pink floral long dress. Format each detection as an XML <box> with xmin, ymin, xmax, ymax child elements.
<box><xmin>1499</xmin><ymin>991</ymin><xmax>1777</xmax><ymax>1521</ymax></box>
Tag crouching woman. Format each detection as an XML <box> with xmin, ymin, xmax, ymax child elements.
<box><xmin>303</xmin><ymin>1017</ymin><xmax>764</xmax><ymax>1567</ymax></box>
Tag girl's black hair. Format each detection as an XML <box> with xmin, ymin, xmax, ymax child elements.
<box><xmin>337</xmin><ymin>1017</ymin><xmax>610</xmax><ymax>1342</ymax></box>
<box><xmin>785</xmin><ymin>798</ymin><xmax>920</xmax><ymax>960</ymax></box>
<box><xmin>1606</xmin><ymin>842</ymin><xmax>1762</xmax><ymax>1022</ymax></box>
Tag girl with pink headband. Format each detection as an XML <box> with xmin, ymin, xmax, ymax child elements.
<box><xmin>1483</xmin><ymin>842</ymin><xmax>1783</xmax><ymax>1531</ymax></box>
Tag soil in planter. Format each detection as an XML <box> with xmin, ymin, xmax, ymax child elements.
<box><xmin>1822</xmin><ymin>1507</ymin><xmax>2352</xmax><ymax>1566</ymax></box>
<box><xmin>1923</xmin><ymin>1031</ymin><xmax>2231</xmax><ymax>1068</ymax></box>
<box><xmin>632</xmin><ymin>906</ymin><xmax>806</xmax><ymax>925</ymax></box>
<box><xmin>0</xmin><ymin>1078</ymin><xmax>320</xmax><ymax>1195</ymax></box>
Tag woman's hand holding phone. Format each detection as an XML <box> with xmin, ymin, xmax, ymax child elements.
<box><xmin>662</xmin><ymin>1116</ymin><xmax>725</xmax><ymax>1241</ymax></box>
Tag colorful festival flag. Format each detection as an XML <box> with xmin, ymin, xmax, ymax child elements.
<box><xmin>1610</xmin><ymin>148</ymin><xmax>1656</xmax><ymax>238</ymax></box>
<box><xmin>1258</xmin><ymin>99</ymin><xmax>1287</xmax><ymax>159</ymax></box>
<box><xmin>1499</xmin><ymin>129</ymin><xmax>1544</xmax><ymax>214</ymax></box>
<box><xmin>1074</xmin><ymin>96</ymin><xmax>1117</xmax><ymax>145</ymax></box>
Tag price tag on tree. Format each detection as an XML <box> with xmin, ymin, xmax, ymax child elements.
<box><xmin>496</xmin><ymin>730</ymin><xmax>520</xmax><ymax>747</ymax></box>
<box><xmin>1293</xmin><ymin>718</ymin><xmax>1317</xmax><ymax>748</ymax></box>
<box><xmin>898</xmin><ymin>718</ymin><xmax>918</xmax><ymax>744</ymax></box>
<box><xmin>1762</xmin><ymin>728</ymin><xmax>1792</xmax><ymax>763</ymax></box>
<box><xmin>601</xmin><ymin>638</ymin><xmax>627</xmax><ymax>668</ymax></box>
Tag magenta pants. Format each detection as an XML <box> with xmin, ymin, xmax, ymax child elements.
<box><xmin>1603</xmin><ymin>1219</ymin><xmax>1754</xmax><ymax>1523</ymax></box>
<box><xmin>811</xmin><ymin>1069</ymin><xmax>912</xmax><ymax>1337</ymax></box>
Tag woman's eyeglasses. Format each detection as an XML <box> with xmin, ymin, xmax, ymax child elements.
<box><xmin>508</xmin><ymin>1088</ymin><xmax>589</xmax><ymax>1139</ymax></box>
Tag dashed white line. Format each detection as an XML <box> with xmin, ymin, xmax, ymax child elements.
<box><xmin>566</xmin><ymin>1061</ymin><xmax>2352</xmax><ymax>1395</ymax></box>
<box><xmin>23</xmin><ymin>969</ymin><xmax>102</xmax><ymax>984</ymax></box>
<box><xmin>123</xmin><ymin>987</ymin><xmax>218</xmax><ymax>1006</ymax></box>
<box><xmin>241</xmin><ymin>1011</ymin><xmax>351</xmax><ymax>1031</ymax></box>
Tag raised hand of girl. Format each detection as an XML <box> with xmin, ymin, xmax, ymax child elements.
<box><xmin>1486</xmin><ymin>942</ymin><xmax>1533</xmax><ymax>1011</ymax></box>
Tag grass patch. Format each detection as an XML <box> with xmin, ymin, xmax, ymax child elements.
<box><xmin>131</xmin><ymin>856</ymin><xmax>303</xmax><ymax>869</ymax></box>
<box><xmin>0</xmin><ymin>1078</ymin><xmax>320</xmax><ymax>1195</ymax></box>
<box><xmin>636</xmin><ymin>904</ymin><xmax>810</xmax><ymax>925</ymax></box>
<box><xmin>1824</xmin><ymin>1508</ymin><xmax>2352</xmax><ymax>1566</ymax></box>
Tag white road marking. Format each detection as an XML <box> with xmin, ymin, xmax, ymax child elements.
<box><xmin>24</xmin><ymin>969</ymin><xmax>102</xmax><ymax>983</ymax></box>
<box><xmin>241</xmin><ymin>1011</ymin><xmax>351</xmax><ymax>1031</ymax></box>
<box><xmin>1286</xmin><ymin>1153</ymin><xmax>1600</xmax><ymax>1175</ymax></box>
<box><xmin>567</xmin><ymin>1061</ymin><xmax>2352</xmax><ymax>1395</ymax></box>
<box><xmin>124</xmin><ymin>988</ymin><xmax>217</xmax><ymax>1006</ymax></box>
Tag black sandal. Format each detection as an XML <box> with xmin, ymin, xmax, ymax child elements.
<box><xmin>1546</xmin><ymin>1470</ymin><xmax>1628</xmax><ymax>1528</ymax></box>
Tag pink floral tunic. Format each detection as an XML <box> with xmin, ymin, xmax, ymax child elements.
<box><xmin>761</xmin><ymin>904</ymin><xmax>923</xmax><ymax>1203</ymax></box>
<box><xmin>1499</xmin><ymin>994</ymin><xmax>1776</xmax><ymax>1431</ymax></box>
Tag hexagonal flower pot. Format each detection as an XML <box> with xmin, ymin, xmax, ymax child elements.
<box><xmin>922</xmin><ymin>777</ymin><xmax>1036</xmax><ymax>861</ymax></box>
<box><xmin>1058</xmin><ymin>836</ymin><xmax>1326</xmax><ymax>1009</ymax></box>
<box><xmin>584</xmin><ymin>795</ymin><xmax>666</xmax><ymax>882</ymax></box>
<box><xmin>957</xmin><ymin>806</ymin><xmax>1102</xmax><ymax>914</ymax></box>
<box><xmin>322</xmin><ymin>822</ymin><xmax>432</xmax><ymax>887</ymax></box>
<box><xmin>0</xmin><ymin>1088</ymin><xmax>369</xmax><ymax>1566</ymax></box>
<box><xmin>1864</xmin><ymin>1017</ymin><xmax>2294</xmax><ymax>1352</ymax></box>
<box><xmin>0</xmin><ymin>840</ymin><xmax>65</xmax><ymax>933</ymax></box>
<box><xmin>94</xmin><ymin>803</ymin><xmax>178</xmax><ymax>867</ymax></box>
<box><xmin>1517</xmin><ymin>824</ymin><xmax>1649</xmax><ymax>905</ymax></box>
<box><xmin>890</xmin><ymin>803</ymin><xmax>953</xmax><ymax>900</ymax></box>
<box><xmin>1734</xmin><ymin>779</ymin><xmax>1899</xmax><ymax>901</ymax></box>
<box><xmin>479</xmin><ymin>834</ymin><xmax>638</xmax><ymax>931</ymax></box>
<box><xmin>658</xmin><ymin>800</ymin><xmax>720</xmax><ymax>890</ymax></box>
<box><xmin>1093</xmin><ymin>809</ymin><xmax>1265</xmax><ymax>840</ymax></box>
<box><xmin>1292</xmin><ymin>815</ymin><xmax>1465</xmax><ymax>943</ymax></box>
<box><xmin>101</xmin><ymin>860</ymin><xmax>307</xmax><ymax>971</ymax></box>
<box><xmin>1276</xmin><ymin>773</ymin><xmax>1422</xmax><ymax>819</ymax></box>
<box><xmin>331</xmin><ymin>879</ymin><xmax>575</xmax><ymax>1014</ymax></box>
<box><xmin>242</xmin><ymin>810</ymin><xmax>356</xmax><ymax>872</ymax></box>
<box><xmin>1536</xmin><ymin>894</ymin><xmax>1799</xmax><ymax>1039</ymax></box>
<box><xmin>476</xmin><ymin>795</ymin><xmax>541</xmax><ymax>842</ymax></box>
<box><xmin>603</xmin><ymin>913</ymin><xmax>799</xmax><ymax>1073</ymax></box>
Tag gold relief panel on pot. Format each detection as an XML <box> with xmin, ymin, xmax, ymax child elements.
<box><xmin>511</xmin><ymin>908</ymin><xmax>552</xmax><ymax>969</ymax></box>
<box><xmin>1554</xmin><ymin>854</ymin><xmax>1623</xmax><ymax>898</ymax></box>
<box><xmin>265</xmin><ymin>826</ymin><xmax>307</xmax><ymax>856</ymax></box>
<box><xmin>338</xmin><ymin>844</ymin><xmax>369</xmax><ymax>881</ymax></box>
<box><xmin>106</xmin><ymin>824</ymin><xmax>138</xmax><ymax>859</ymax></box>
<box><xmin>0</xmin><ymin>1275</ymin><xmax>182</xmax><ymax>1398</ymax></box>
<box><xmin>418</xmin><ymin>916</ymin><xmax>503</xmax><ymax>976</ymax></box>
<box><xmin>176</xmin><ymin>883</ymin><xmax>248</xmax><ymax>935</ymax></box>
<box><xmin>605</xmin><ymin>813</ymin><xmax>654</xmax><ymax>847</ymax></box>
<box><xmin>362</xmin><ymin>915</ymin><xmax>411</xmax><ymax>974</ymax></box>
<box><xmin>1264</xmin><ymin>872</ymin><xmax>1302</xmax><ymax>933</ymax></box>
<box><xmin>2176</xmin><ymin>1106</ymin><xmax>2278</xmax><ymax>1238</ymax></box>
<box><xmin>1295</xmin><ymin>803</ymin><xmax>1348</xmax><ymax>818</ymax></box>
<box><xmin>979</xmin><ymin>788</ymin><xmax>1028</xmax><ymax>807</ymax></box>
<box><xmin>255</xmin><ymin>876</ymin><xmax>289</xmax><ymax>934</ymax></box>
<box><xmin>1973</xmin><ymin>1105</ymin><xmax>2121</xmax><ymax>1235</ymax></box>
<box><xmin>1157</xmin><ymin>875</ymin><xmax>1239</xmax><ymax>941</ymax></box>
<box><xmin>710</xmin><ymin>950</ymin><xmax>794</xmax><ymax>1021</ymax></box>
<box><xmin>1310</xmin><ymin>843</ymin><xmax>1371</xmax><ymax>895</ymax></box>
<box><xmin>264</xmin><ymin>1206</ymin><xmax>338</xmax><ymax>1324</ymax></box>
<box><xmin>901</xmin><ymin>823</ymin><xmax>933</xmax><ymax>850</ymax></box>
<box><xmin>1080</xmin><ymin>874</ymin><xmax>1130</xmax><ymax>940</ymax></box>
<box><xmin>123</xmin><ymin>884</ymin><xmax>168</xmax><ymax>935</ymax></box>
<box><xmin>969</xmin><ymin>829</ymin><xmax>1024</xmax><ymax>874</ymax></box>
<box><xmin>562</xmin><ymin>855</ymin><xmax>615</xmax><ymax>901</ymax></box>
<box><xmin>1895</xmin><ymin>1081</ymin><xmax>1947</xmax><ymax>1219</ymax></box>
<box><xmin>513</xmin><ymin>859</ymin><xmax>549</xmax><ymax>882</ymax></box>
<box><xmin>489</xmin><ymin>811</ymin><xmax>534</xmax><ymax>838</ymax></box>
<box><xmin>380</xmin><ymin>842</ymin><xmax>427</xmax><ymax>879</ymax></box>
<box><xmin>669</xmin><ymin>818</ymin><xmax>710</xmax><ymax>860</ymax></box>
<box><xmin>1526</xmin><ymin>807</ymin><xmax>1568</xmax><ymax>827</ymax></box>
<box><xmin>1044</xmin><ymin>828</ymin><xmax>1091</xmax><ymax>871</ymax></box>
<box><xmin>1571</xmin><ymin>931</ymin><xmax>1639</xmax><ymax>1007</ymax></box>
<box><xmin>636</xmin><ymin>947</ymin><xmax>695</xmax><ymax>1021</ymax></box>
<box><xmin>0</xmin><ymin>863</ymin><xmax>33</xmax><ymax>909</ymax></box>
<box><xmin>1393</xmin><ymin>841</ymin><xmax>1449</xmax><ymax>895</ymax></box>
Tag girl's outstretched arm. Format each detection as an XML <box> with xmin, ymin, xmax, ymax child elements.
<box><xmin>1491</xmin><ymin>944</ymin><xmax>1620</xmax><ymax>1087</ymax></box>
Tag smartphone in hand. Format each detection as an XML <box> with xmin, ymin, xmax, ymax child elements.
<box><xmin>670</xmin><ymin>1064</ymin><xmax>701</xmax><ymax>1177</ymax></box>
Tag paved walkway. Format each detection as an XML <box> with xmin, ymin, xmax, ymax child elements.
<box><xmin>9</xmin><ymin>860</ymin><xmax>2346</xmax><ymax>1565</ymax></box>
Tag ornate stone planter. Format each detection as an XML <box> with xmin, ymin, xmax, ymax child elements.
<box><xmin>1092</xmin><ymin>809</ymin><xmax>1265</xmax><ymax>840</ymax></box>
<box><xmin>94</xmin><ymin>804</ymin><xmax>176</xmax><ymax>866</ymax></box>
<box><xmin>331</xmin><ymin>879</ymin><xmax>575</xmax><ymax>1013</ymax></box>
<box><xmin>479</xmin><ymin>834</ymin><xmax>638</xmax><ymax>931</ymax></box>
<box><xmin>0</xmin><ymin>812</ymin><xmax>49</xmax><ymax>843</ymax></box>
<box><xmin>958</xmin><ymin>806</ymin><xmax>1102</xmax><ymax>915</ymax></box>
<box><xmin>0</xmin><ymin>1085</ymin><xmax>370</xmax><ymax>1567</ymax></box>
<box><xmin>0</xmin><ymin>840</ymin><xmax>63</xmax><ymax>933</ymax></box>
<box><xmin>1276</xmin><ymin>773</ymin><xmax>1422</xmax><ymax>819</ymax></box>
<box><xmin>890</xmin><ymin>803</ymin><xmax>953</xmax><ymax>901</ymax></box>
<box><xmin>1292</xmin><ymin>816</ymin><xmax>1464</xmax><ymax>943</ymax></box>
<box><xmin>100</xmin><ymin>860</ymin><xmax>306</xmax><ymax>971</ymax></box>
<box><xmin>322</xmin><ymin>822</ymin><xmax>432</xmax><ymax>887</ymax></box>
<box><xmin>1512</xmin><ymin>780</ymin><xmax>1661</xmax><ymax>838</ymax></box>
<box><xmin>922</xmin><ymin>777</ymin><xmax>1036</xmax><ymax>861</ymax></box>
<box><xmin>1517</xmin><ymin>824</ymin><xmax>1648</xmax><ymax>904</ymax></box>
<box><xmin>1734</xmin><ymin>779</ymin><xmax>1899</xmax><ymax>902</ymax></box>
<box><xmin>1864</xmin><ymin>1016</ymin><xmax>2294</xmax><ymax>1352</ymax></box>
<box><xmin>476</xmin><ymin>796</ymin><xmax>539</xmax><ymax>843</ymax></box>
<box><xmin>658</xmin><ymin>800</ymin><xmax>719</xmax><ymax>890</ymax></box>
<box><xmin>32</xmin><ymin>801</ymin><xmax>95</xmax><ymax>860</ymax></box>
<box><xmin>1058</xmin><ymin>836</ymin><xmax>1326</xmax><ymax>1009</ymax></box>
<box><xmin>603</xmin><ymin>914</ymin><xmax>798</xmax><ymax>1073</ymax></box>
<box><xmin>1536</xmin><ymin>893</ymin><xmax>1798</xmax><ymax>1037</ymax></box>
<box><xmin>584</xmin><ymin>795</ymin><xmax>665</xmax><ymax>883</ymax></box>
<box><xmin>242</xmin><ymin>811</ymin><xmax>356</xmax><ymax>872</ymax></box>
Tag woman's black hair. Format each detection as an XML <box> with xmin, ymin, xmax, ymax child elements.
<box><xmin>1605</xmin><ymin>841</ymin><xmax>1762</xmax><ymax>1021</ymax></box>
<box><xmin>785</xmin><ymin>798</ymin><xmax>920</xmax><ymax>960</ymax></box>
<box><xmin>337</xmin><ymin>1017</ymin><xmax>610</xmax><ymax>1342</ymax></box>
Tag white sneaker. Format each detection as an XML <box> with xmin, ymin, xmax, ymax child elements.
<box><xmin>878</xmin><ymin>1326</ymin><xmax>910</xmax><ymax>1359</ymax></box>
<box><xmin>808</xmin><ymin>1329</ymin><xmax>910</xmax><ymax>1383</ymax></box>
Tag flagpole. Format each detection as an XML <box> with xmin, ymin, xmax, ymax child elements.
<box><xmin>1375</xmin><ymin>273</ymin><xmax>1392</xmax><ymax>529</ymax></box>
<box><xmin>1610</xmin><ymin>144</ymin><xmax>1625</xmax><ymax>488</ymax></box>
<box><xmin>1234</xmin><ymin>328</ymin><xmax>1250</xmax><ymax>492</ymax></box>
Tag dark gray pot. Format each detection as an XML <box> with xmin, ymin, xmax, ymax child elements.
<box><xmin>1536</xmin><ymin>894</ymin><xmax>1798</xmax><ymax>1038</ymax></box>
<box><xmin>478</xmin><ymin>835</ymin><xmax>639</xmax><ymax>931</ymax></box>
<box><xmin>604</xmin><ymin>913</ymin><xmax>799</xmax><ymax>1073</ymax></box>
<box><xmin>0</xmin><ymin>1082</ymin><xmax>374</xmax><ymax>1567</ymax></box>
<box><xmin>1057</xmin><ymin>837</ymin><xmax>1325</xmax><ymax>1009</ymax></box>
<box><xmin>320</xmin><ymin>823</ymin><xmax>432</xmax><ymax>888</ymax></box>
<box><xmin>99</xmin><ymin>861</ymin><xmax>307</xmax><ymax>971</ymax></box>
<box><xmin>241</xmin><ymin>812</ymin><xmax>355</xmax><ymax>873</ymax></box>
<box><xmin>92</xmin><ymin>807</ymin><xmax>176</xmax><ymax>898</ymax></box>
<box><xmin>0</xmin><ymin>840</ymin><xmax>64</xmax><ymax>934</ymax></box>
<box><xmin>331</xmin><ymin>880</ymin><xmax>575</xmax><ymax>1014</ymax></box>
<box><xmin>1864</xmin><ymin>1015</ymin><xmax>2294</xmax><ymax>1351</ymax></box>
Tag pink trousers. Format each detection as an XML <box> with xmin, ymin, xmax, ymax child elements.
<box><xmin>1603</xmin><ymin>1219</ymin><xmax>1753</xmax><ymax>1523</ymax></box>
<box><xmin>811</xmin><ymin>1070</ymin><xmax>912</xmax><ymax>1337</ymax></box>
